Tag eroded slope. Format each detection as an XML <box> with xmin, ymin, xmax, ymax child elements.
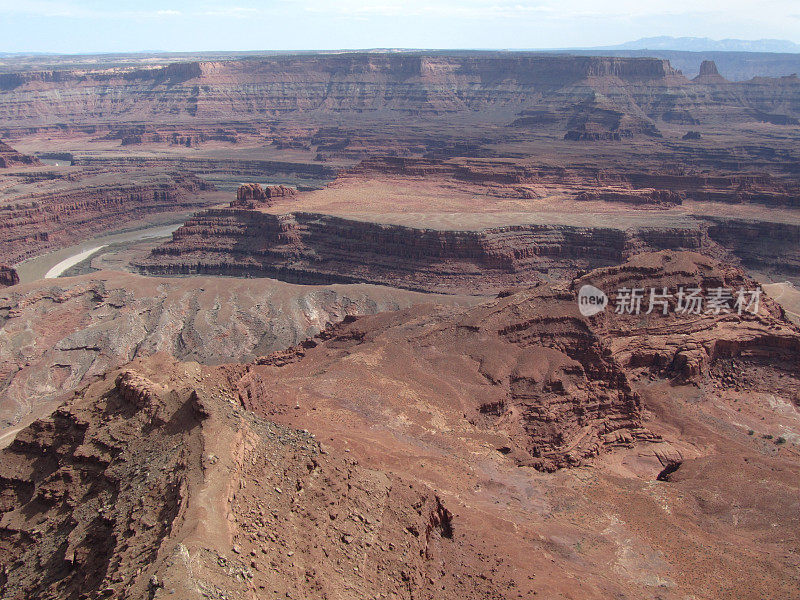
<box><xmin>0</xmin><ymin>356</ymin><xmax>491</xmax><ymax>600</ymax></box>
<box><xmin>0</xmin><ymin>272</ymin><xmax>475</xmax><ymax>435</ymax></box>
<box><xmin>1</xmin><ymin>252</ymin><xmax>799</xmax><ymax>599</ymax></box>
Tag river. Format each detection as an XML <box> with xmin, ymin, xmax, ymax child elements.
<box><xmin>15</xmin><ymin>222</ymin><xmax>185</xmax><ymax>284</ymax></box>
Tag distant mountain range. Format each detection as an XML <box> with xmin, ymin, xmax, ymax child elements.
<box><xmin>602</xmin><ymin>37</ymin><xmax>800</xmax><ymax>53</ymax></box>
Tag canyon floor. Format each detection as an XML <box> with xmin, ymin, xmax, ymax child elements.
<box><xmin>0</xmin><ymin>51</ymin><xmax>799</xmax><ymax>599</ymax></box>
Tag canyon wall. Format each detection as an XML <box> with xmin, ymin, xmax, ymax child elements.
<box><xmin>70</xmin><ymin>155</ymin><xmax>337</xmax><ymax>180</ymax></box>
<box><xmin>350</xmin><ymin>157</ymin><xmax>800</xmax><ymax>207</ymax></box>
<box><xmin>138</xmin><ymin>201</ymin><xmax>800</xmax><ymax>293</ymax></box>
<box><xmin>0</xmin><ymin>54</ymin><xmax>797</xmax><ymax>132</ymax></box>
<box><xmin>0</xmin><ymin>55</ymin><xmax>684</xmax><ymax>126</ymax></box>
<box><xmin>137</xmin><ymin>208</ymin><xmax>707</xmax><ymax>294</ymax></box>
<box><xmin>705</xmin><ymin>217</ymin><xmax>800</xmax><ymax>276</ymax></box>
<box><xmin>0</xmin><ymin>265</ymin><xmax>19</xmax><ymax>287</ymax></box>
<box><xmin>0</xmin><ymin>140</ymin><xmax>37</xmax><ymax>168</ymax></box>
<box><xmin>0</xmin><ymin>171</ymin><xmax>214</xmax><ymax>266</ymax></box>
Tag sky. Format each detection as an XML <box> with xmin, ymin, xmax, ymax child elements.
<box><xmin>0</xmin><ymin>0</ymin><xmax>798</xmax><ymax>54</ymax></box>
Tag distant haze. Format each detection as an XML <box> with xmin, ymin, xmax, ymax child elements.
<box><xmin>0</xmin><ymin>1</ymin><xmax>797</xmax><ymax>54</ymax></box>
<box><xmin>602</xmin><ymin>37</ymin><xmax>800</xmax><ymax>53</ymax></box>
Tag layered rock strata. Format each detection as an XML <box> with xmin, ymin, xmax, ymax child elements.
<box><xmin>238</xmin><ymin>251</ymin><xmax>800</xmax><ymax>471</ymax></box>
<box><xmin>0</xmin><ymin>171</ymin><xmax>214</xmax><ymax>266</ymax></box>
<box><xmin>0</xmin><ymin>140</ymin><xmax>37</xmax><ymax>168</ymax></box>
<box><xmin>0</xmin><ymin>265</ymin><xmax>18</xmax><ymax>288</ymax></box>
<box><xmin>1</xmin><ymin>54</ymin><xmax>798</xmax><ymax>133</ymax></box>
<box><xmin>230</xmin><ymin>183</ymin><xmax>296</xmax><ymax>208</ymax></box>
<box><xmin>139</xmin><ymin>204</ymin><xmax>800</xmax><ymax>293</ymax></box>
<box><xmin>138</xmin><ymin>209</ymin><xmax>706</xmax><ymax>293</ymax></box>
<box><xmin>576</xmin><ymin>251</ymin><xmax>798</xmax><ymax>381</ymax></box>
<box><xmin>349</xmin><ymin>157</ymin><xmax>800</xmax><ymax>208</ymax></box>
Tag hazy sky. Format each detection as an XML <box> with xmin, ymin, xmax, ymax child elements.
<box><xmin>1</xmin><ymin>0</ymin><xmax>798</xmax><ymax>53</ymax></box>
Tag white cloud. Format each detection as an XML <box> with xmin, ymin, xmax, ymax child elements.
<box><xmin>0</xmin><ymin>1</ymin><xmax>186</xmax><ymax>19</ymax></box>
<box><xmin>200</xmin><ymin>7</ymin><xmax>264</xmax><ymax>18</ymax></box>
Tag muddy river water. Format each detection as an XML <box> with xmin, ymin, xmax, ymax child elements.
<box><xmin>14</xmin><ymin>221</ymin><xmax>185</xmax><ymax>284</ymax></box>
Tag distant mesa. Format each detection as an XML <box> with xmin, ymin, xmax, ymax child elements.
<box><xmin>574</xmin><ymin>188</ymin><xmax>683</xmax><ymax>206</ymax></box>
<box><xmin>752</xmin><ymin>110</ymin><xmax>800</xmax><ymax>126</ymax></box>
<box><xmin>692</xmin><ymin>60</ymin><xmax>728</xmax><ymax>84</ymax></box>
<box><xmin>2</xmin><ymin>54</ymin><xmax>800</xmax><ymax>135</ymax></box>
<box><xmin>564</xmin><ymin>105</ymin><xmax>662</xmax><ymax>141</ymax></box>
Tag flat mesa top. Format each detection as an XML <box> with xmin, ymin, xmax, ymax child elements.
<box><xmin>257</xmin><ymin>176</ymin><xmax>800</xmax><ymax>231</ymax></box>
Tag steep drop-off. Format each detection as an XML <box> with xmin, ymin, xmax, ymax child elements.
<box><xmin>0</xmin><ymin>55</ymin><xmax>684</xmax><ymax>126</ymax></box>
<box><xmin>350</xmin><ymin>156</ymin><xmax>800</xmax><ymax>207</ymax></box>
<box><xmin>0</xmin><ymin>54</ymin><xmax>798</xmax><ymax>135</ymax></box>
<box><xmin>137</xmin><ymin>208</ymin><xmax>708</xmax><ymax>293</ymax></box>
<box><xmin>0</xmin><ymin>169</ymin><xmax>215</xmax><ymax>266</ymax></box>
<box><xmin>0</xmin><ymin>140</ymin><xmax>37</xmax><ymax>169</ymax></box>
<box><xmin>138</xmin><ymin>202</ymin><xmax>800</xmax><ymax>293</ymax></box>
<box><xmin>0</xmin><ymin>265</ymin><xmax>18</xmax><ymax>288</ymax></box>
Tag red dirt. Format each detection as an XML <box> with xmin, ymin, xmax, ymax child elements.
<box><xmin>3</xmin><ymin>252</ymin><xmax>798</xmax><ymax>599</ymax></box>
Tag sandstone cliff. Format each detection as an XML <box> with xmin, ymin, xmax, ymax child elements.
<box><xmin>138</xmin><ymin>208</ymin><xmax>707</xmax><ymax>294</ymax></box>
<box><xmin>137</xmin><ymin>202</ymin><xmax>800</xmax><ymax>293</ymax></box>
<box><xmin>0</xmin><ymin>54</ymin><xmax>797</xmax><ymax>134</ymax></box>
<box><xmin>349</xmin><ymin>156</ymin><xmax>800</xmax><ymax>208</ymax></box>
<box><xmin>0</xmin><ymin>140</ymin><xmax>37</xmax><ymax>168</ymax></box>
<box><xmin>0</xmin><ymin>265</ymin><xmax>19</xmax><ymax>287</ymax></box>
<box><xmin>0</xmin><ymin>170</ymin><xmax>215</xmax><ymax>266</ymax></box>
<box><xmin>230</xmin><ymin>183</ymin><xmax>296</xmax><ymax>208</ymax></box>
<box><xmin>692</xmin><ymin>60</ymin><xmax>728</xmax><ymax>84</ymax></box>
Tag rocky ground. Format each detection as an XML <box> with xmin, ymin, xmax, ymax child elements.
<box><xmin>1</xmin><ymin>252</ymin><xmax>798</xmax><ymax>600</ymax></box>
<box><xmin>0</xmin><ymin>271</ymin><xmax>476</xmax><ymax>438</ymax></box>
